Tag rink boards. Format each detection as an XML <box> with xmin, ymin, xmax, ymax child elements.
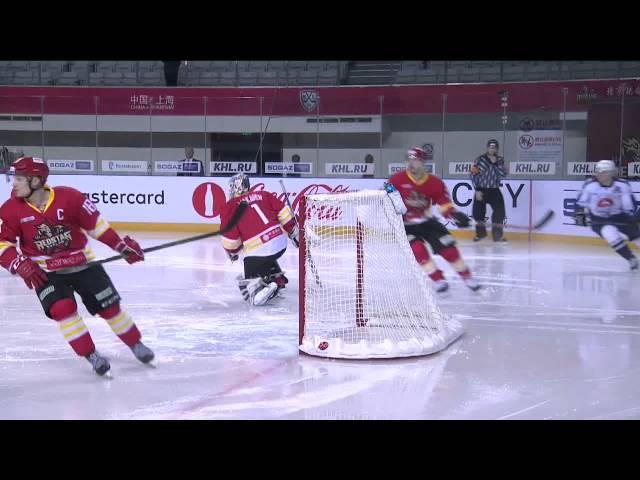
<box><xmin>1</xmin><ymin>175</ymin><xmax>638</xmax><ymax>242</ymax></box>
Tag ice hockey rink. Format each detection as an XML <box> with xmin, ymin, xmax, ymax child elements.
<box><xmin>2</xmin><ymin>233</ymin><xmax>640</xmax><ymax>420</ymax></box>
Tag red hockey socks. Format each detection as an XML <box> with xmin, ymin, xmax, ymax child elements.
<box><xmin>410</xmin><ymin>240</ymin><xmax>445</xmax><ymax>282</ymax></box>
<box><xmin>99</xmin><ymin>304</ymin><xmax>141</xmax><ymax>347</ymax></box>
<box><xmin>440</xmin><ymin>246</ymin><xmax>472</xmax><ymax>279</ymax></box>
<box><xmin>50</xmin><ymin>299</ymin><xmax>95</xmax><ymax>357</ymax></box>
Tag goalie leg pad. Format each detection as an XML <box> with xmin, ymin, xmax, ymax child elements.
<box><xmin>237</xmin><ymin>275</ymin><xmax>279</xmax><ymax>306</ymax></box>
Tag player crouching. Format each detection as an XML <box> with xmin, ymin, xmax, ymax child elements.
<box><xmin>575</xmin><ymin>160</ymin><xmax>640</xmax><ymax>270</ymax></box>
<box><xmin>0</xmin><ymin>157</ymin><xmax>154</xmax><ymax>376</ymax></box>
<box><xmin>386</xmin><ymin>147</ymin><xmax>481</xmax><ymax>293</ymax></box>
<box><xmin>220</xmin><ymin>173</ymin><xmax>299</xmax><ymax>306</ymax></box>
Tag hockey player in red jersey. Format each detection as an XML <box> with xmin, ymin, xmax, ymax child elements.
<box><xmin>0</xmin><ymin>157</ymin><xmax>154</xmax><ymax>376</ymax></box>
<box><xmin>220</xmin><ymin>173</ymin><xmax>299</xmax><ymax>306</ymax></box>
<box><xmin>386</xmin><ymin>147</ymin><xmax>481</xmax><ymax>293</ymax></box>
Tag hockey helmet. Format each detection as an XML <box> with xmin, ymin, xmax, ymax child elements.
<box><xmin>594</xmin><ymin>160</ymin><xmax>617</xmax><ymax>174</ymax></box>
<box><xmin>10</xmin><ymin>157</ymin><xmax>49</xmax><ymax>184</ymax></box>
<box><xmin>406</xmin><ymin>147</ymin><xmax>428</xmax><ymax>162</ymax></box>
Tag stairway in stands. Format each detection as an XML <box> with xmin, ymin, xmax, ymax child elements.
<box><xmin>344</xmin><ymin>61</ymin><xmax>402</xmax><ymax>85</ymax></box>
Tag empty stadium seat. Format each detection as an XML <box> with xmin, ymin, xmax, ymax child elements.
<box><xmin>238</xmin><ymin>70</ymin><xmax>258</xmax><ymax>85</ymax></box>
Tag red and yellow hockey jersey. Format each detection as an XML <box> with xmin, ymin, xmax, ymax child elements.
<box><xmin>0</xmin><ymin>186</ymin><xmax>114</xmax><ymax>272</ymax></box>
<box><xmin>220</xmin><ymin>190</ymin><xmax>295</xmax><ymax>257</ymax></box>
<box><xmin>388</xmin><ymin>170</ymin><xmax>455</xmax><ymax>224</ymax></box>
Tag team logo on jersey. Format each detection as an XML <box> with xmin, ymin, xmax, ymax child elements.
<box><xmin>597</xmin><ymin>198</ymin><xmax>614</xmax><ymax>208</ymax></box>
<box><xmin>405</xmin><ymin>191</ymin><xmax>430</xmax><ymax>209</ymax></box>
<box><xmin>300</xmin><ymin>90</ymin><xmax>320</xmax><ymax>113</ymax></box>
<box><xmin>33</xmin><ymin>222</ymin><xmax>73</xmax><ymax>254</ymax></box>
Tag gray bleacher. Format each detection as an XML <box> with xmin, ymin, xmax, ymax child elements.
<box><xmin>0</xmin><ymin>61</ymin><xmax>637</xmax><ymax>87</ymax></box>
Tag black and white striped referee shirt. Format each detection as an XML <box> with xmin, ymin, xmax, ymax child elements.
<box><xmin>470</xmin><ymin>154</ymin><xmax>507</xmax><ymax>189</ymax></box>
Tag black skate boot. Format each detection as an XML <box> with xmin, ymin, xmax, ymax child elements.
<box><xmin>86</xmin><ymin>351</ymin><xmax>111</xmax><ymax>376</ymax></box>
<box><xmin>130</xmin><ymin>342</ymin><xmax>155</xmax><ymax>364</ymax></box>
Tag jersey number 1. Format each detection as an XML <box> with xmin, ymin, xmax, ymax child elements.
<box><xmin>251</xmin><ymin>204</ymin><xmax>269</xmax><ymax>225</ymax></box>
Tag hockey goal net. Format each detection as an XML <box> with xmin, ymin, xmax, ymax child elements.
<box><xmin>299</xmin><ymin>190</ymin><xmax>464</xmax><ymax>359</ymax></box>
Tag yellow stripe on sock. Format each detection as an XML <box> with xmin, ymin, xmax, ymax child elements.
<box><xmin>60</xmin><ymin>317</ymin><xmax>82</xmax><ymax>331</ymax></box>
<box><xmin>63</xmin><ymin>325</ymin><xmax>88</xmax><ymax>341</ymax></box>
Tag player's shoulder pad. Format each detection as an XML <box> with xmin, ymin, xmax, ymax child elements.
<box><xmin>52</xmin><ymin>185</ymin><xmax>85</xmax><ymax>198</ymax></box>
<box><xmin>388</xmin><ymin>170</ymin><xmax>405</xmax><ymax>183</ymax></box>
<box><xmin>581</xmin><ymin>178</ymin><xmax>596</xmax><ymax>188</ymax></box>
<box><xmin>428</xmin><ymin>173</ymin><xmax>445</xmax><ymax>185</ymax></box>
<box><xmin>615</xmin><ymin>178</ymin><xmax>631</xmax><ymax>186</ymax></box>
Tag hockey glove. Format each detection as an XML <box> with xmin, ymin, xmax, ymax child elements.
<box><xmin>288</xmin><ymin>224</ymin><xmax>300</xmax><ymax>248</ymax></box>
<box><xmin>10</xmin><ymin>255</ymin><xmax>48</xmax><ymax>290</ymax></box>
<box><xmin>451</xmin><ymin>211</ymin><xmax>471</xmax><ymax>228</ymax></box>
<box><xmin>115</xmin><ymin>236</ymin><xmax>145</xmax><ymax>264</ymax></box>
<box><xmin>574</xmin><ymin>210</ymin><xmax>589</xmax><ymax>227</ymax></box>
<box><xmin>384</xmin><ymin>182</ymin><xmax>407</xmax><ymax>215</ymax></box>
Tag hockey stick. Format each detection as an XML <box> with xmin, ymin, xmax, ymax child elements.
<box><xmin>279</xmin><ymin>179</ymin><xmax>322</xmax><ymax>287</ymax></box>
<box><xmin>474</xmin><ymin>209</ymin><xmax>555</xmax><ymax>232</ymax></box>
<box><xmin>87</xmin><ymin>201</ymin><xmax>248</xmax><ymax>267</ymax></box>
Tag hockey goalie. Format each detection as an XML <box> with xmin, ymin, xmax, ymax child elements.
<box><xmin>220</xmin><ymin>173</ymin><xmax>299</xmax><ymax>306</ymax></box>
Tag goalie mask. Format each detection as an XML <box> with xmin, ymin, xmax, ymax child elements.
<box><xmin>229</xmin><ymin>173</ymin><xmax>250</xmax><ymax>198</ymax></box>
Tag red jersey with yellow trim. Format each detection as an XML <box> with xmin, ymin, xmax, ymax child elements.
<box><xmin>0</xmin><ymin>186</ymin><xmax>113</xmax><ymax>272</ymax></box>
<box><xmin>388</xmin><ymin>170</ymin><xmax>455</xmax><ymax>224</ymax></box>
<box><xmin>220</xmin><ymin>190</ymin><xmax>295</xmax><ymax>257</ymax></box>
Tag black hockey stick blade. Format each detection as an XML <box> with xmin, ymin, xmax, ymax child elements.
<box><xmin>87</xmin><ymin>201</ymin><xmax>248</xmax><ymax>267</ymax></box>
<box><xmin>481</xmin><ymin>209</ymin><xmax>555</xmax><ymax>231</ymax></box>
<box><xmin>532</xmin><ymin>209</ymin><xmax>555</xmax><ymax>230</ymax></box>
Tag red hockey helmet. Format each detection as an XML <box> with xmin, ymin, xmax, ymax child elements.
<box><xmin>10</xmin><ymin>157</ymin><xmax>49</xmax><ymax>184</ymax></box>
<box><xmin>406</xmin><ymin>147</ymin><xmax>428</xmax><ymax>162</ymax></box>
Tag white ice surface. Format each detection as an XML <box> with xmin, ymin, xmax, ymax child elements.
<box><xmin>2</xmin><ymin>233</ymin><xmax>640</xmax><ymax>419</ymax></box>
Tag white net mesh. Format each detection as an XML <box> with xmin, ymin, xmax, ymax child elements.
<box><xmin>300</xmin><ymin>190</ymin><xmax>464</xmax><ymax>359</ymax></box>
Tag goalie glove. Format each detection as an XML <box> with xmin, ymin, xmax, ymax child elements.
<box><xmin>384</xmin><ymin>182</ymin><xmax>407</xmax><ymax>215</ymax></box>
<box><xmin>574</xmin><ymin>209</ymin><xmax>590</xmax><ymax>227</ymax></box>
<box><xmin>288</xmin><ymin>224</ymin><xmax>300</xmax><ymax>248</ymax></box>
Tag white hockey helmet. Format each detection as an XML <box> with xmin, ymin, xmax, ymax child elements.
<box><xmin>595</xmin><ymin>160</ymin><xmax>617</xmax><ymax>174</ymax></box>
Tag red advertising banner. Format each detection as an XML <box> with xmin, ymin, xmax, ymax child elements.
<box><xmin>1</xmin><ymin>80</ymin><xmax>639</xmax><ymax>117</ymax></box>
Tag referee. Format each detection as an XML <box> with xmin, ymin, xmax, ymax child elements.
<box><xmin>470</xmin><ymin>139</ymin><xmax>508</xmax><ymax>243</ymax></box>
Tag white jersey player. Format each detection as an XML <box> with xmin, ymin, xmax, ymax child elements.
<box><xmin>575</xmin><ymin>160</ymin><xmax>640</xmax><ymax>270</ymax></box>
